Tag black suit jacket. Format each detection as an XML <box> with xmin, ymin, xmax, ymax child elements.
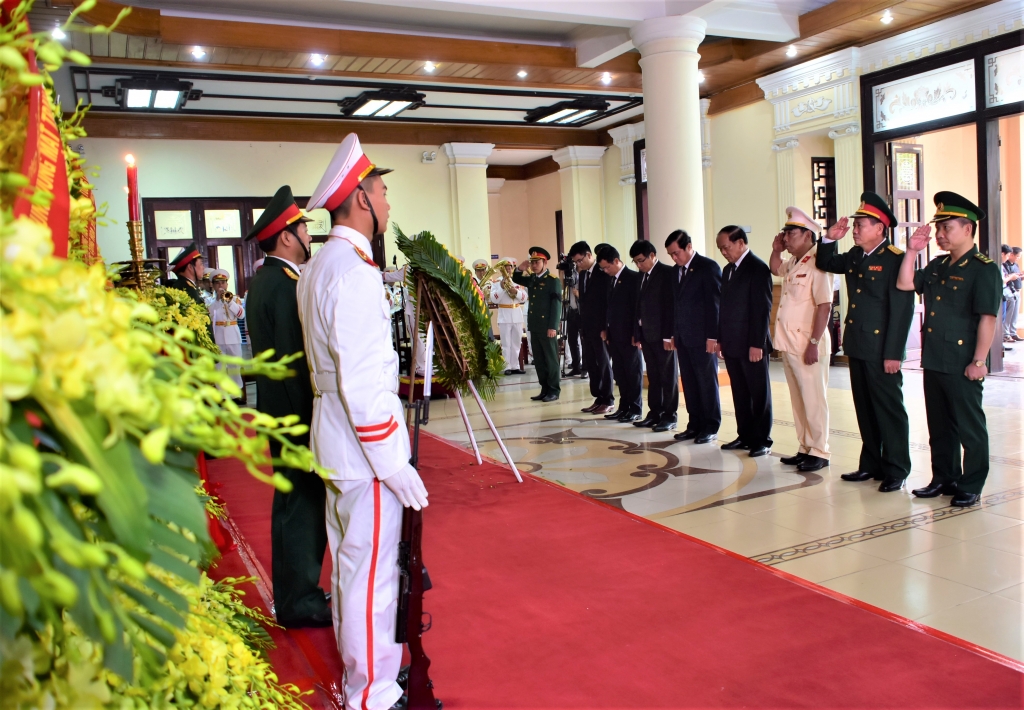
<box><xmin>673</xmin><ymin>253</ymin><xmax>722</xmax><ymax>347</ymax></box>
<box><xmin>719</xmin><ymin>251</ymin><xmax>773</xmax><ymax>358</ymax></box>
<box><xmin>578</xmin><ymin>265</ymin><xmax>612</xmax><ymax>335</ymax></box>
<box><xmin>605</xmin><ymin>267</ymin><xmax>641</xmax><ymax>344</ymax></box>
<box><xmin>634</xmin><ymin>260</ymin><xmax>675</xmax><ymax>343</ymax></box>
<box><xmin>244</xmin><ymin>258</ymin><xmax>313</xmax><ymax>440</ymax></box>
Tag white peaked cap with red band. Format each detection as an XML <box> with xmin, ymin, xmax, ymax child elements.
<box><xmin>306</xmin><ymin>133</ymin><xmax>392</xmax><ymax>212</ymax></box>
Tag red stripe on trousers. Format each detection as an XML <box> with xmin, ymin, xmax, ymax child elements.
<box><xmin>361</xmin><ymin>479</ymin><xmax>382</xmax><ymax>710</ymax></box>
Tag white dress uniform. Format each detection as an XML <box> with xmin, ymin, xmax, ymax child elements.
<box><xmin>298</xmin><ymin>134</ymin><xmax>411</xmax><ymax>710</ymax></box>
<box><xmin>490</xmin><ymin>274</ymin><xmax>527</xmax><ymax>370</ymax></box>
<box><xmin>775</xmin><ymin>208</ymin><xmax>834</xmax><ymax>461</ymax></box>
<box><xmin>208</xmin><ymin>281</ymin><xmax>245</xmax><ymax>390</ymax></box>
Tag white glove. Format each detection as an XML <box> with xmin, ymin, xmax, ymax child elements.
<box><xmin>380</xmin><ymin>463</ymin><xmax>429</xmax><ymax>510</ymax></box>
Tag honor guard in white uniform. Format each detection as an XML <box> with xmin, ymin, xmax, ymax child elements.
<box><xmin>490</xmin><ymin>257</ymin><xmax>527</xmax><ymax>374</ymax></box>
<box><xmin>296</xmin><ymin>133</ymin><xmax>428</xmax><ymax>710</ymax></box>
<box><xmin>208</xmin><ymin>268</ymin><xmax>245</xmax><ymax>392</ymax></box>
<box><xmin>769</xmin><ymin>207</ymin><xmax>833</xmax><ymax>472</ymax></box>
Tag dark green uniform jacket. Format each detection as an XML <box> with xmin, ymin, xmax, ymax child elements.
<box><xmin>512</xmin><ymin>269</ymin><xmax>562</xmax><ymax>332</ymax></box>
<box><xmin>816</xmin><ymin>239</ymin><xmax>915</xmax><ymax>361</ymax></box>
<box><xmin>165</xmin><ymin>275</ymin><xmax>215</xmax><ymax>344</ymax></box>
<box><xmin>913</xmin><ymin>246</ymin><xmax>1002</xmax><ymax>373</ymax></box>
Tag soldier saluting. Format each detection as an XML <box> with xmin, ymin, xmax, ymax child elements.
<box><xmin>513</xmin><ymin>247</ymin><xmax>563</xmax><ymax>402</ymax></box>
<box><xmin>817</xmin><ymin>192</ymin><xmax>916</xmax><ymax>492</ymax></box>
<box><xmin>897</xmin><ymin>192</ymin><xmax>1002</xmax><ymax>507</ymax></box>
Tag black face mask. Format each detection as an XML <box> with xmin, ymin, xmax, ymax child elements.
<box><xmin>357</xmin><ymin>184</ymin><xmax>382</xmax><ymax>238</ymax></box>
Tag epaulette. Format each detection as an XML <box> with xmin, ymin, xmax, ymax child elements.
<box><xmin>974</xmin><ymin>253</ymin><xmax>993</xmax><ymax>264</ymax></box>
<box><xmin>284</xmin><ymin>267</ymin><xmax>299</xmax><ymax>281</ymax></box>
<box><xmin>887</xmin><ymin>244</ymin><xmax>904</xmax><ymax>255</ymax></box>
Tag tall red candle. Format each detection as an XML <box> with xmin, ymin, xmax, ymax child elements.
<box><xmin>126</xmin><ymin>154</ymin><xmax>140</xmax><ymax>221</ymax></box>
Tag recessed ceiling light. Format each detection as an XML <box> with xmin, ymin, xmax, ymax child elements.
<box><xmin>424</xmin><ymin>61</ymin><xmax>436</xmax><ymax>73</ymax></box>
<box><xmin>310</xmin><ymin>54</ymin><xmax>325</xmax><ymax>66</ymax></box>
<box><xmin>191</xmin><ymin>47</ymin><xmax>206</xmax><ymax>59</ymax></box>
<box><xmin>880</xmin><ymin>9</ymin><xmax>894</xmax><ymax>24</ymax></box>
<box><xmin>698</xmin><ymin>71</ymin><xmax>705</xmax><ymax>83</ymax></box>
<box><xmin>524</xmin><ymin>98</ymin><xmax>609</xmax><ymax>124</ymax></box>
<box><xmin>538</xmin><ymin>108</ymin><xmax>579</xmax><ymax>124</ymax></box>
<box><xmin>600</xmin><ymin>72</ymin><xmax>612</xmax><ymax>85</ymax></box>
<box><xmin>517</xmin><ymin>70</ymin><xmax>528</xmax><ymax>78</ymax></box>
<box><xmin>786</xmin><ymin>45</ymin><xmax>798</xmax><ymax>58</ymax></box>
<box><xmin>338</xmin><ymin>89</ymin><xmax>426</xmax><ymax>118</ymax></box>
<box><xmin>51</xmin><ymin>27</ymin><xmax>66</xmax><ymax>40</ymax></box>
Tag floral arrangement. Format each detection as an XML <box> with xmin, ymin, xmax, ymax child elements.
<box><xmin>122</xmin><ymin>285</ymin><xmax>219</xmax><ymax>353</ymax></box>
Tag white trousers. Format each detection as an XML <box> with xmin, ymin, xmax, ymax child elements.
<box><xmin>325</xmin><ymin>479</ymin><xmax>404</xmax><ymax>710</ymax></box>
<box><xmin>781</xmin><ymin>340</ymin><xmax>831</xmax><ymax>460</ymax></box>
<box><xmin>216</xmin><ymin>341</ymin><xmax>244</xmax><ymax>390</ymax></box>
<box><xmin>498</xmin><ymin>321</ymin><xmax>524</xmax><ymax>370</ymax></box>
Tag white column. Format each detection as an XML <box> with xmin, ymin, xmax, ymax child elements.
<box><xmin>551</xmin><ymin>145</ymin><xmax>607</xmax><ymax>246</ymax></box>
<box><xmin>442</xmin><ymin>142</ymin><xmax>494</xmax><ymax>260</ymax></box>
<box><xmin>828</xmin><ymin>122</ymin><xmax>863</xmax><ymax>222</ymax></box>
<box><xmin>772</xmin><ymin>137</ymin><xmax>799</xmax><ymax>218</ymax></box>
<box><xmin>608</xmin><ymin>122</ymin><xmax>645</xmax><ymax>248</ymax></box>
<box><xmin>486</xmin><ymin>177</ymin><xmax>505</xmax><ymax>260</ymax></box>
<box><xmin>630</xmin><ymin>15</ymin><xmax>707</xmax><ymax>250</ymax></box>
<box><xmin>700</xmin><ymin>98</ymin><xmax>715</xmax><ymax>247</ymax></box>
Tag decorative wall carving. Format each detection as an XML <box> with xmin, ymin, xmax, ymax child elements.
<box><xmin>792</xmin><ymin>96</ymin><xmax>832</xmax><ymax>117</ymax></box>
<box><xmin>827</xmin><ymin>122</ymin><xmax>860</xmax><ymax>140</ymax></box>
<box><xmin>608</xmin><ymin>121</ymin><xmax>646</xmax><ymax>178</ymax></box>
<box><xmin>757</xmin><ymin>49</ymin><xmax>859</xmax><ymax>135</ymax></box>
<box><xmin>986</xmin><ymin>45</ymin><xmax>1024</xmax><ymax>108</ymax></box>
<box><xmin>873</xmin><ymin>60</ymin><xmax>975</xmax><ymax>132</ymax></box>
<box><xmin>771</xmin><ymin>138</ymin><xmax>800</xmax><ymax>152</ymax></box>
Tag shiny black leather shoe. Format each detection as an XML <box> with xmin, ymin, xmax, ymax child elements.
<box><xmin>694</xmin><ymin>433</ymin><xmax>717</xmax><ymax>444</ymax></box>
<box><xmin>950</xmin><ymin>491</ymin><xmax>981</xmax><ymax>507</ymax></box>
<box><xmin>721</xmin><ymin>438</ymin><xmax>749</xmax><ymax>451</ymax></box>
<box><xmin>748</xmin><ymin>446</ymin><xmax>770</xmax><ymax>458</ymax></box>
<box><xmin>797</xmin><ymin>456</ymin><xmax>828</xmax><ymax>472</ymax></box>
<box><xmin>541</xmin><ymin>394</ymin><xmax>559</xmax><ymax>402</ymax></box>
<box><xmin>652</xmin><ymin>420</ymin><xmax>677</xmax><ymax>433</ymax></box>
<box><xmin>674</xmin><ymin>429</ymin><xmax>697</xmax><ymax>441</ymax></box>
<box><xmin>840</xmin><ymin>470</ymin><xmax>876</xmax><ymax>482</ymax></box>
<box><xmin>780</xmin><ymin>452</ymin><xmax>808</xmax><ymax>466</ymax></box>
<box><xmin>877</xmin><ymin>477</ymin><xmax>906</xmax><ymax>492</ymax></box>
<box><xmin>530</xmin><ymin>392</ymin><xmax>547</xmax><ymax>401</ymax></box>
<box><xmin>633</xmin><ymin>414</ymin><xmax>658</xmax><ymax>428</ymax></box>
<box><xmin>603</xmin><ymin>409</ymin><xmax>625</xmax><ymax>420</ymax></box>
<box><xmin>912</xmin><ymin>480</ymin><xmax>958</xmax><ymax>498</ymax></box>
<box><xmin>617</xmin><ymin>412</ymin><xmax>642</xmax><ymax>423</ymax></box>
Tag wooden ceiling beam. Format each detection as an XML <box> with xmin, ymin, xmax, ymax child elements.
<box><xmin>706</xmin><ymin>82</ymin><xmax>763</xmax><ymax>116</ymax></box>
<box><xmin>80</xmin><ymin>112</ymin><xmax>603</xmax><ymax>149</ymax></box>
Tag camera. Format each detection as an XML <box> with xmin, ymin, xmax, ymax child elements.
<box><xmin>555</xmin><ymin>252</ymin><xmax>575</xmax><ymax>273</ymax></box>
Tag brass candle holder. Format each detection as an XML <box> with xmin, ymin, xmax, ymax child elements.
<box><xmin>113</xmin><ymin>220</ymin><xmax>164</xmax><ymax>290</ymax></box>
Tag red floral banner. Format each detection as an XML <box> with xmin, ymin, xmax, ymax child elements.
<box><xmin>79</xmin><ymin>187</ymin><xmax>99</xmax><ymax>264</ymax></box>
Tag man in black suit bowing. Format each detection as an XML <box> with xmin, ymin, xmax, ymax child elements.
<box><xmin>629</xmin><ymin>240</ymin><xmax>678</xmax><ymax>432</ymax></box>
<box><xmin>569</xmin><ymin>241</ymin><xmax>615</xmax><ymax>414</ymax></box>
<box><xmin>665</xmin><ymin>230</ymin><xmax>722</xmax><ymax>444</ymax></box>
<box><xmin>596</xmin><ymin>245</ymin><xmax>643</xmax><ymax>422</ymax></box>
<box><xmin>716</xmin><ymin>226</ymin><xmax>774</xmax><ymax>457</ymax></box>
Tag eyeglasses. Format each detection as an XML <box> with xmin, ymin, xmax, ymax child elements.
<box><xmin>632</xmin><ymin>255</ymin><xmax>648</xmax><ymax>266</ymax></box>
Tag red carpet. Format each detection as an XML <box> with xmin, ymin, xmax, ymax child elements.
<box><xmin>207</xmin><ymin>434</ymin><xmax>1023</xmax><ymax>710</ymax></box>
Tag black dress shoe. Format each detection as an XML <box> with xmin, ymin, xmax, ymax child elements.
<box><xmin>694</xmin><ymin>433</ymin><xmax>718</xmax><ymax>444</ymax></box>
<box><xmin>950</xmin><ymin>491</ymin><xmax>981</xmax><ymax>507</ymax></box>
<box><xmin>504</xmin><ymin>369</ymin><xmax>513</xmax><ymax>375</ymax></box>
<box><xmin>396</xmin><ymin>664</ymin><xmax>410</xmax><ymax>690</ymax></box>
<box><xmin>541</xmin><ymin>394</ymin><xmax>558</xmax><ymax>402</ymax></box>
<box><xmin>748</xmin><ymin>446</ymin><xmax>770</xmax><ymax>458</ymax></box>
<box><xmin>280</xmin><ymin>607</ymin><xmax>332</xmax><ymax>629</ymax></box>
<box><xmin>652</xmin><ymin>420</ymin><xmax>677</xmax><ymax>432</ymax></box>
<box><xmin>581</xmin><ymin>402</ymin><xmax>600</xmax><ymax>413</ymax></box>
<box><xmin>580</xmin><ymin>371</ymin><xmax>589</xmax><ymax>379</ymax></box>
<box><xmin>840</xmin><ymin>470</ymin><xmax>876</xmax><ymax>482</ymax></box>
<box><xmin>912</xmin><ymin>480</ymin><xmax>958</xmax><ymax>498</ymax></box>
<box><xmin>877</xmin><ymin>477</ymin><xmax>906</xmax><ymax>493</ymax></box>
<box><xmin>617</xmin><ymin>412</ymin><xmax>642</xmax><ymax>423</ymax></box>
<box><xmin>514</xmin><ymin>369</ymin><xmax>526</xmax><ymax>374</ymax></box>
<box><xmin>566</xmin><ymin>369</ymin><xmax>582</xmax><ymax>378</ymax></box>
<box><xmin>592</xmin><ymin>404</ymin><xmax>616</xmax><ymax>414</ymax></box>
<box><xmin>780</xmin><ymin>452</ymin><xmax>808</xmax><ymax>466</ymax></box>
<box><xmin>797</xmin><ymin>456</ymin><xmax>829</xmax><ymax>472</ymax></box>
<box><xmin>530</xmin><ymin>392</ymin><xmax>547</xmax><ymax>401</ymax></box>
<box><xmin>674</xmin><ymin>429</ymin><xmax>698</xmax><ymax>441</ymax></box>
<box><xmin>633</xmin><ymin>415</ymin><xmax>658</xmax><ymax>428</ymax></box>
<box><xmin>721</xmin><ymin>438</ymin><xmax>749</xmax><ymax>451</ymax></box>
<box><xmin>603</xmin><ymin>409</ymin><xmax>625</xmax><ymax>420</ymax></box>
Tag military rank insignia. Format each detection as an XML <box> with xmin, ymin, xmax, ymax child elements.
<box><xmin>284</xmin><ymin>267</ymin><xmax>299</xmax><ymax>281</ymax></box>
<box><xmin>868</xmin><ymin>265</ymin><xmax>883</xmax><ymax>271</ymax></box>
<box><xmin>887</xmin><ymin>244</ymin><xmax>904</xmax><ymax>255</ymax></box>
<box><xmin>974</xmin><ymin>253</ymin><xmax>994</xmax><ymax>264</ymax></box>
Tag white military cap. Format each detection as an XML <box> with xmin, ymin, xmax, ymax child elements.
<box><xmin>502</xmin><ymin>256</ymin><xmax>517</xmax><ymax>265</ymax></box>
<box><xmin>784</xmin><ymin>206</ymin><xmax>821</xmax><ymax>233</ymax></box>
<box><xmin>209</xmin><ymin>268</ymin><xmax>230</xmax><ymax>281</ymax></box>
<box><xmin>307</xmin><ymin>133</ymin><xmax>392</xmax><ymax>212</ymax></box>
<box><xmin>472</xmin><ymin>259</ymin><xmax>488</xmax><ymax>269</ymax></box>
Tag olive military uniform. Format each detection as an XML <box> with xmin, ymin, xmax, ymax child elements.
<box><xmin>512</xmin><ymin>267</ymin><xmax>563</xmax><ymax>397</ymax></box>
<box><xmin>244</xmin><ymin>188</ymin><xmax>328</xmax><ymax>626</ymax></box>
<box><xmin>913</xmin><ymin>199</ymin><xmax>1002</xmax><ymax>495</ymax></box>
<box><xmin>817</xmin><ymin>237</ymin><xmax>915</xmax><ymax>481</ymax></box>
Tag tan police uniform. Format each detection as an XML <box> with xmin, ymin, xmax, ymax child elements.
<box><xmin>775</xmin><ymin>209</ymin><xmax>833</xmax><ymax>461</ymax></box>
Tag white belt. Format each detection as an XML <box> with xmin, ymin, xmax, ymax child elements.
<box><xmin>311</xmin><ymin>371</ymin><xmax>338</xmax><ymax>396</ymax></box>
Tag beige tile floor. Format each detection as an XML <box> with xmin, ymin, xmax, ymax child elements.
<box><xmin>424</xmin><ymin>360</ymin><xmax>1024</xmax><ymax>662</ymax></box>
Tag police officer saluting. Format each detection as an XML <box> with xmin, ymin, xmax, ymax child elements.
<box><xmin>817</xmin><ymin>192</ymin><xmax>915</xmax><ymax>492</ymax></box>
<box><xmin>513</xmin><ymin>247</ymin><xmax>563</xmax><ymax>402</ymax></box>
<box><xmin>897</xmin><ymin>192</ymin><xmax>1002</xmax><ymax>507</ymax></box>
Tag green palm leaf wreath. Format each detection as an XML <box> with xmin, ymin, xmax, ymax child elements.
<box><xmin>394</xmin><ymin>226</ymin><xmax>504</xmax><ymax>399</ymax></box>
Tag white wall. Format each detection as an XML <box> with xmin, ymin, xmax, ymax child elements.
<box><xmin>81</xmin><ymin>138</ymin><xmax>455</xmax><ymax>263</ymax></box>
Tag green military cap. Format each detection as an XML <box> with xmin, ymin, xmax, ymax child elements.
<box><xmin>169</xmin><ymin>241</ymin><xmax>202</xmax><ymax>272</ymax></box>
<box><xmin>246</xmin><ymin>185</ymin><xmax>312</xmax><ymax>243</ymax></box>
<box><xmin>851</xmin><ymin>191</ymin><xmax>898</xmax><ymax>230</ymax></box>
<box><xmin>529</xmin><ymin>246</ymin><xmax>551</xmax><ymax>261</ymax></box>
<box><xmin>930</xmin><ymin>191</ymin><xmax>986</xmax><ymax>223</ymax></box>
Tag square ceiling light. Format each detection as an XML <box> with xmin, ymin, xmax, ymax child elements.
<box><xmin>104</xmin><ymin>77</ymin><xmax>202</xmax><ymax>110</ymax></box>
<box><xmin>525</xmin><ymin>98</ymin><xmax>609</xmax><ymax>125</ymax></box>
<box><xmin>338</xmin><ymin>89</ymin><xmax>426</xmax><ymax>118</ymax></box>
